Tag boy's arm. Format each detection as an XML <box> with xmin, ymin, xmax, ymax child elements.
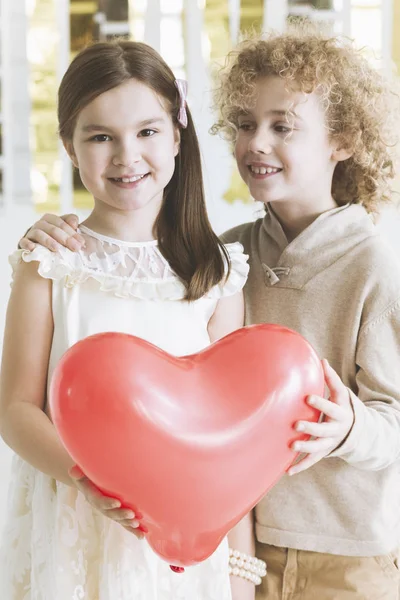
<box><xmin>291</xmin><ymin>300</ymin><xmax>400</xmax><ymax>473</ymax></box>
<box><xmin>328</xmin><ymin>301</ymin><xmax>400</xmax><ymax>469</ymax></box>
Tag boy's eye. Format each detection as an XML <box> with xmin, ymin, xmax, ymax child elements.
<box><xmin>139</xmin><ymin>129</ymin><xmax>156</xmax><ymax>137</ymax></box>
<box><xmin>238</xmin><ymin>123</ymin><xmax>255</xmax><ymax>132</ymax></box>
<box><xmin>90</xmin><ymin>134</ymin><xmax>111</xmax><ymax>142</ymax></box>
<box><xmin>274</xmin><ymin>124</ymin><xmax>292</xmax><ymax>134</ymax></box>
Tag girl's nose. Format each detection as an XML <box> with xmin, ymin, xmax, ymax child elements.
<box><xmin>112</xmin><ymin>143</ymin><xmax>141</xmax><ymax>167</ymax></box>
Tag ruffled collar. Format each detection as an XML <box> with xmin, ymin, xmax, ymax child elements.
<box><xmin>9</xmin><ymin>229</ymin><xmax>249</xmax><ymax>301</ymax></box>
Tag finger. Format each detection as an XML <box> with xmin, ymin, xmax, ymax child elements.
<box><xmin>292</xmin><ymin>437</ymin><xmax>335</xmax><ymax>454</ymax></box>
<box><xmin>40</xmin><ymin>213</ymin><xmax>79</xmax><ymax>237</ymax></box>
<box><xmin>32</xmin><ymin>221</ymin><xmax>82</xmax><ymax>250</ymax></box>
<box><xmin>25</xmin><ymin>229</ymin><xmax>62</xmax><ymax>252</ymax></box>
<box><xmin>72</xmin><ymin>233</ymin><xmax>86</xmax><ymax>247</ymax></box>
<box><xmin>62</xmin><ymin>213</ymin><xmax>79</xmax><ymax>230</ymax></box>
<box><xmin>322</xmin><ymin>359</ymin><xmax>349</xmax><ymax>406</ymax></box>
<box><xmin>122</xmin><ymin>525</ymin><xmax>145</xmax><ymax>539</ymax></box>
<box><xmin>18</xmin><ymin>238</ymin><xmax>36</xmax><ymax>251</ymax></box>
<box><xmin>83</xmin><ymin>482</ymin><xmax>121</xmax><ymax>510</ymax></box>
<box><xmin>288</xmin><ymin>451</ymin><xmax>327</xmax><ymax>475</ymax></box>
<box><xmin>105</xmin><ymin>508</ymin><xmax>137</xmax><ymax>521</ymax></box>
<box><xmin>74</xmin><ymin>477</ymin><xmax>121</xmax><ymax>511</ymax></box>
<box><xmin>285</xmin><ymin>454</ymin><xmax>298</xmax><ymax>472</ymax></box>
<box><xmin>307</xmin><ymin>395</ymin><xmax>343</xmax><ymax>421</ymax></box>
<box><xmin>295</xmin><ymin>420</ymin><xmax>342</xmax><ymax>438</ymax></box>
<box><xmin>69</xmin><ymin>465</ymin><xmax>86</xmax><ymax>480</ymax></box>
<box><xmin>118</xmin><ymin>518</ymin><xmax>140</xmax><ymax>528</ymax></box>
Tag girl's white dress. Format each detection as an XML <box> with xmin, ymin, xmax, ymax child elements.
<box><xmin>1</xmin><ymin>226</ymin><xmax>249</xmax><ymax>600</ymax></box>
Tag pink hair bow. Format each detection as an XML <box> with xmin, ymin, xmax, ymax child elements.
<box><xmin>174</xmin><ymin>79</ymin><xmax>188</xmax><ymax>128</ymax></box>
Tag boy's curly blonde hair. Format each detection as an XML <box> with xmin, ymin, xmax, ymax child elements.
<box><xmin>212</xmin><ymin>25</ymin><xmax>400</xmax><ymax>213</ymax></box>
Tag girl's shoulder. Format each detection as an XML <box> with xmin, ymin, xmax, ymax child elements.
<box><xmin>8</xmin><ymin>235</ymin><xmax>249</xmax><ymax>302</ymax></box>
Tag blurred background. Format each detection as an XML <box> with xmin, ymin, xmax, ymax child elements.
<box><xmin>0</xmin><ymin>0</ymin><xmax>400</xmax><ymax>535</ymax></box>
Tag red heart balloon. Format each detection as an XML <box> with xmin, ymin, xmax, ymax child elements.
<box><xmin>50</xmin><ymin>324</ymin><xmax>323</xmax><ymax>567</ymax></box>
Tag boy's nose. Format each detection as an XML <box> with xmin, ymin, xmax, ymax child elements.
<box><xmin>247</xmin><ymin>131</ymin><xmax>273</xmax><ymax>155</ymax></box>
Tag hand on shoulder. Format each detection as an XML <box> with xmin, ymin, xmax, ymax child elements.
<box><xmin>19</xmin><ymin>213</ymin><xmax>84</xmax><ymax>253</ymax></box>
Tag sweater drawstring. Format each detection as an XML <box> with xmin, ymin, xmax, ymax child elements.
<box><xmin>262</xmin><ymin>264</ymin><xmax>290</xmax><ymax>286</ymax></box>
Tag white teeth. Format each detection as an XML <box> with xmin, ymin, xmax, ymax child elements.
<box><xmin>115</xmin><ymin>175</ymin><xmax>145</xmax><ymax>183</ymax></box>
<box><xmin>250</xmin><ymin>166</ymin><xmax>280</xmax><ymax>175</ymax></box>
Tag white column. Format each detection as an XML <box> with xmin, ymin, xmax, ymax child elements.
<box><xmin>144</xmin><ymin>0</ymin><xmax>161</xmax><ymax>51</ymax></box>
<box><xmin>56</xmin><ymin>0</ymin><xmax>73</xmax><ymax>214</ymax></box>
<box><xmin>341</xmin><ymin>0</ymin><xmax>352</xmax><ymax>36</ymax></box>
<box><xmin>1</xmin><ymin>0</ymin><xmax>31</xmax><ymax>206</ymax></box>
<box><xmin>381</xmin><ymin>0</ymin><xmax>393</xmax><ymax>72</ymax></box>
<box><xmin>263</xmin><ymin>0</ymin><xmax>288</xmax><ymax>33</ymax></box>
<box><xmin>184</xmin><ymin>0</ymin><xmax>208</xmax><ymax>108</ymax></box>
<box><xmin>0</xmin><ymin>0</ymin><xmax>11</xmax><ymax>208</ymax></box>
<box><xmin>228</xmin><ymin>0</ymin><xmax>241</xmax><ymax>45</ymax></box>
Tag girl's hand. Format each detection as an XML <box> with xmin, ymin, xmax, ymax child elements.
<box><xmin>288</xmin><ymin>359</ymin><xmax>354</xmax><ymax>475</ymax></box>
<box><xmin>19</xmin><ymin>213</ymin><xmax>83</xmax><ymax>253</ymax></box>
<box><xmin>230</xmin><ymin>576</ymin><xmax>256</xmax><ymax>600</ymax></box>
<box><xmin>69</xmin><ymin>465</ymin><xmax>145</xmax><ymax>539</ymax></box>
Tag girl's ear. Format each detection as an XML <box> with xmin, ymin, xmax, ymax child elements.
<box><xmin>63</xmin><ymin>139</ymin><xmax>79</xmax><ymax>168</ymax></box>
<box><xmin>173</xmin><ymin>127</ymin><xmax>181</xmax><ymax>157</ymax></box>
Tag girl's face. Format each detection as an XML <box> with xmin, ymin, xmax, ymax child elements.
<box><xmin>234</xmin><ymin>76</ymin><xmax>346</xmax><ymax>211</ymax></box>
<box><xmin>66</xmin><ymin>79</ymin><xmax>180</xmax><ymax>216</ymax></box>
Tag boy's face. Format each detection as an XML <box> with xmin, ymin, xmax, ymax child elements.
<box><xmin>234</xmin><ymin>76</ymin><xmax>339</xmax><ymax>210</ymax></box>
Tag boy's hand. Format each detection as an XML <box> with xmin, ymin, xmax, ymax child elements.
<box><xmin>288</xmin><ymin>359</ymin><xmax>354</xmax><ymax>475</ymax></box>
<box><xmin>69</xmin><ymin>465</ymin><xmax>145</xmax><ymax>539</ymax></box>
<box><xmin>18</xmin><ymin>213</ymin><xmax>84</xmax><ymax>252</ymax></box>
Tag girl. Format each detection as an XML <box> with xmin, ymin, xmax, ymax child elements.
<box><xmin>28</xmin><ymin>28</ymin><xmax>400</xmax><ymax>599</ymax></box>
<box><xmin>0</xmin><ymin>40</ymin><xmax>259</xmax><ymax>600</ymax></box>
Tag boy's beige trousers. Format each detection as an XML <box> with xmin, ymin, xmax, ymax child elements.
<box><xmin>255</xmin><ymin>541</ymin><xmax>400</xmax><ymax>600</ymax></box>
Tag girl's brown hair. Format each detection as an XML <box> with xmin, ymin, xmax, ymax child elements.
<box><xmin>58</xmin><ymin>40</ymin><xmax>229</xmax><ymax>301</ymax></box>
<box><xmin>212</xmin><ymin>26</ymin><xmax>400</xmax><ymax>213</ymax></box>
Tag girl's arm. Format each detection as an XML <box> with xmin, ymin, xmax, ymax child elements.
<box><xmin>228</xmin><ymin>512</ymin><xmax>256</xmax><ymax>600</ymax></box>
<box><xmin>207</xmin><ymin>289</ymin><xmax>244</xmax><ymax>342</ymax></box>
<box><xmin>208</xmin><ymin>291</ymin><xmax>256</xmax><ymax>600</ymax></box>
<box><xmin>0</xmin><ymin>260</ymin><xmax>143</xmax><ymax>534</ymax></box>
<box><xmin>0</xmin><ymin>260</ymin><xmax>75</xmax><ymax>484</ymax></box>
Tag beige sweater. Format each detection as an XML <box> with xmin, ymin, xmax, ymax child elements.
<box><xmin>221</xmin><ymin>203</ymin><xmax>400</xmax><ymax>556</ymax></box>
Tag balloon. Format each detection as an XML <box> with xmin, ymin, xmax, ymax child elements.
<box><xmin>50</xmin><ymin>324</ymin><xmax>323</xmax><ymax>567</ymax></box>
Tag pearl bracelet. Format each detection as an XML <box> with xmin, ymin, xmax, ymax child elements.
<box><xmin>228</xmin><ymin>548</ymin><xmax>267</xmax><ymax>586</ymax></box>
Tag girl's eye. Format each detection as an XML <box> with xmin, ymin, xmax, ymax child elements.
<box><xmin>90</xmin><ymin>134</ymin><xmax>111</xmax><ymax>142</ymax></box>
<box><xmin>139</xmin><ymin>129</ymin><xmax>156</xmax><ymax>137</ymax></box>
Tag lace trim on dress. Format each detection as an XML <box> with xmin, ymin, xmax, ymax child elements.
<box><xmin>9</xmin><ymin>227</ymin><xmax>249</xmax><ymax>301</ymax></box>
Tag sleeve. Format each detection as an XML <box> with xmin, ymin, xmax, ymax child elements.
<box><xmin>211</xmin><ymin>242</ymin><xmax>249</xmax><ymax>298</ymax></box>
<box><xmin>9</xmin><ymin>247</ymin><xmax>74</xmax><ymax>282</ymax></box>
<box><xmin>219</xmin><ymin>225</ymin><xmax>245</xmax><ymax>246</ymax></box>
<box><xmin>329</xmin><ymin>296</ymin><xmax>400</xmax><ymax>470</ymax></box>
